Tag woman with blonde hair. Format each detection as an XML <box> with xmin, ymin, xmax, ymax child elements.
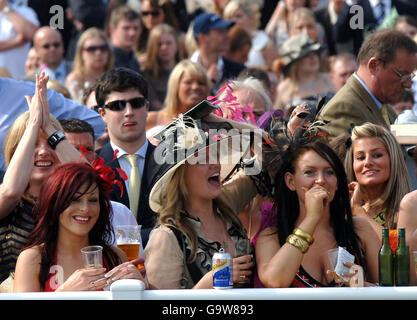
<box><xmin>65</xmin><ymin>27</ymin><xmax>114</xmax><ymax>103</ymax></box>
<box><xmin>345</xmin><ymin>122</ymin><xmax>410</xmax><ymax>239</ymax></box>
<box><xmin>144</xmin><ymin>118</ymin><xmax>255</xmax><ymax>289</ymax></box>
<box><xmin>265</xmin><ymin>0</ymin><xmax>307</xmax><ymax>47</ymax></box>
<box><xmin>142</xmin><ymin>23</ymin><xmax>181</xmax><ymax>111</ymax></box>
<box><xmin>146</xmin><ymin>59</ymin><xmax>210</xmax><ymax>136</ymax></box>
<box><xmin>0</xmin><ymin>73</ymin><xmax>84</xmax><ymax>288</ymax></box>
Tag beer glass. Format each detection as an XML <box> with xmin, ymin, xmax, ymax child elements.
<box><xmin>115</xmin><ymin>225</ymin><xmax>141</xmax><ymax>263</ymax></box>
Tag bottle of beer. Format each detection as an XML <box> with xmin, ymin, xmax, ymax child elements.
<box><xmin>395</xmin><ymin>228</ymin><xmax>409</xmax><ymax>286</ymax></box>
<box><xmin>379</xmin><ymin>228</ymin><xmax>394</xmax><ymax>286</ymax></box>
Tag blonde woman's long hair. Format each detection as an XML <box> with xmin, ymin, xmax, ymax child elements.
<box><xmin>143</xmin><ymin>23</ymin><xmax>181</xmax><ymax>78</ymax></box>
<box><xmin>3</xmin><ymin>112</ymin><xmax>63</xmax><ymax>167</ymax></box>
<box><xmin>164</xmin><ymin>59</ymin><xmax>210</xmax><ymax>119</ymax></box>
<box><xmin>157</xmin><ymin>164</ymin><xmax>244</xmax><ymax>262</ymax></box>
<box><xmin>344</xmin><ymin>122</ymin><xmax>410</xmax><ymax>228</ymax></box>
<box><xmin>223</xmin><ymin>0</ymin><xmax>261</xmax><ymax>30</ymax></box>
<box><xmin>73</xmin><ymin>27</ymin><xmax>114</xmax><ymax>78</ymax></box>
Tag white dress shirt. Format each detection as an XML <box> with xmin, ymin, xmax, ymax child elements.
<box><xmin>110</xmin><ymin>139</ymin><xmax>148</xmax><ymax>199</ymax></box>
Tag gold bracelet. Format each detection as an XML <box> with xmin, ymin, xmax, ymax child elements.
<box><xmin>293</xmin><ymin>228</ymin><xmax>314</xmax><ymax>245</ymax></box>
<box><xmin>286</xmin><ymin>234</ymin><xmax>309</xmax><ymax>253</ymax></box>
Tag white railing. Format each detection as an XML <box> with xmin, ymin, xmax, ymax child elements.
<box><xmin>1</xmin><ymin>279</ymin><xmax>417</xmax><ymax>300</ymax></box>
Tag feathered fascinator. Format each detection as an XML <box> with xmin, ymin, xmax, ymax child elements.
<box><xmin>148</xmin><ymin>114</ymin><xmax>252</xmax><ymax>213</ymax></box>
<box><xmin>259</xmin><ymin>105</ymin><xmax>330</xmax><ymax>197</ymax></box>
<box><xmin>207</xmin><ymin>81</ymin><xmax>257</xmax><ymax>125</ymax></box>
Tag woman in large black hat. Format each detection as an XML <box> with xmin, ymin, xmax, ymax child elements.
<box><xmin>144</xmin><ymin>116</ymin><xmax>257</xmax><ymax>289</ymax></box>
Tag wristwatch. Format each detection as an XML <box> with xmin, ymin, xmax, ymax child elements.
<box><xmin>47</xmin><ymin>131</ymin><xmax>66</xmax><ymax>150</ymax></box>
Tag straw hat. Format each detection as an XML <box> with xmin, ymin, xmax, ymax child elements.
<box><xmin>279</xmin><ymin>34</ymin><xmax>321</xmax><ymax>69</ymax></box>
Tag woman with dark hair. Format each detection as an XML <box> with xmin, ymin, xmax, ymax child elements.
<box><xmin>13</xmin><ymin>163</ymin><xmax>145</xmax><ymax>292</ymax></box>
<box><xmin>256</xmin><ymin>130</ymin><xmax>380</xmax><ymax>287</ymax></box>
<box><xmin>137</xmin><ymin>0</ymin><xmax>180</xmax><ymax>62</ymax></box>
<box><xmin>0</xmin><ymin>73</ymin><xmax>84</xmax><ymax>290</ymax></box>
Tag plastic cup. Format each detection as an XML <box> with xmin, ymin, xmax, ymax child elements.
<box><xmin>81</xmin><ymin>245</ymin><xmax>103</xmax><ymax>268</ymax></box>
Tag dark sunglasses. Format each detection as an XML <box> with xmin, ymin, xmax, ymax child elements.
<box><xmin>42</xmin><ymin>42</ymin><xmax>61</xmax><ymax>49</ymax></box>
<box><xmin>104</xmin><ymin>97</ymin><xmax>148</xmax><ymax>111</ymax></box>
<box><xmin>84</xmin><ymin>45</ymin><xmax>108</xmax><ymax>53</ymax></box>
<box><xmin>141</xmin><ymin>10</ymin><xmax>160</xmax><ymax>17</ymax></box>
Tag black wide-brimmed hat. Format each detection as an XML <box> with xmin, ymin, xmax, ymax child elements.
<box><xmin>149</xmin><ymin>115</ymin><xmax>253</xmax><ymax>213</ymax></box>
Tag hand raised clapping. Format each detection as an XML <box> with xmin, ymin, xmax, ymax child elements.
<box><xmin>25</xmin><ymin>72</ymin><xmax>51</xmax><ymax>131</ymax></box>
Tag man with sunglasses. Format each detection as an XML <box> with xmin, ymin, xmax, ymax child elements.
<box><xmin>31</xmin><ymin>27</ymin><xmax>69</xmax><ymax>84</ymax></box>
<box><xmin>95</xmin><ymin>67</ymin><xmax>156</xmax><ymax>248</ymax></box>
<box><xmin>317</xmin><ymin>29</ymin><xmax>417</xmax><ymax>140</ymax></box>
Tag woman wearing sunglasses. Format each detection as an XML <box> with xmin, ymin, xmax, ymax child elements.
<box><xmin>65</xmin><ymin>28</ymin><xmax>114</xmax><ymax>103</ymax></box>
<box><xmin>137</xmin><ymin>0</ymin><xmax>180</xmax><ymax>63</ymax></box>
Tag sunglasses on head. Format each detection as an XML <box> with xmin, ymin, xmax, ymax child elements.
<box><xmin>104</xmin><ymin>97</ymin><xmax>148</xmax><ymax>111</ymax></box>
<box><xmin>141</xmin><ymin>10</ymin><xmax>160</xmax><ymax>17</ymax></box>
<box><xmin>84</xmin><ymin>45</ymin><xmax>108</xmax><ymax>53</ymax></box>
<box><xmin>42</xmin><ymin>42</ymin><xmax>61</xmax><ymax>49</ymax></box>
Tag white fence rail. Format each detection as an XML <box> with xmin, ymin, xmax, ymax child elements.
<box><xmin>1</xmin><ymin>279</ymin><xmax>417</xmax><ymax>300</ymax></box>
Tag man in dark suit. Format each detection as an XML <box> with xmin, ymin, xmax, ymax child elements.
<box><xmin>318</xmin><ymin>29</ymin><xmax>417</xmax><ymax>140</ymax></box>
<box><xmin>95</xmin><ymin>68</ymin><xmax>155</xmax><ymax>247</ymax></box>
<box><xmin>190</xmin><ymin>12</ymin><xmax>245</xmax><ymax>92</ymax></box>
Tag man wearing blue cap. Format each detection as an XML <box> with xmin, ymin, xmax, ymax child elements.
<box><xmin>190</xmin><ymin>12</ymin><xmax>245</xmax><ymax>92</ymax></box>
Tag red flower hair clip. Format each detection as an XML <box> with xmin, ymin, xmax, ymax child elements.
<box><xmin>79</xmin><ymin>146</ymin><xmax>127</xmax><ymax>197</ymax></box>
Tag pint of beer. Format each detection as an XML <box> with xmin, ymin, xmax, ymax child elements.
<box><xmin>115</xmin><ymin>225</ymin><xmax>141</xmax><ymax>262</ymax></box>
<box><xmin>117</xmin><ymin>243</ymin><xmax>140</xmax><ymax>261</ymax></box>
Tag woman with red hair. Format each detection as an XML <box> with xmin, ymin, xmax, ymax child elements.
<box><xmin>13</xmin><ymin>163</ymin><xmax>146</xmax><ymax>292</ymax></box>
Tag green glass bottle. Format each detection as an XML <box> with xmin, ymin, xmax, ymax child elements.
<box><xmin>379</xmin><ymin>228</ymin><xmax>394</xmax><ymax>286</ymax></box>
<box><xmin>395</xmin><ymin>228</ymin><xmax>410</xmax><ymax>286</ymax></box>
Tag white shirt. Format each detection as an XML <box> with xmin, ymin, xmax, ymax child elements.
<box><xmin>43</xmin><ymin>60</ymin><xmax>67</xmax><ymax>85</ymax></box>
<box><xmin>190</xmin><ymin>50</ymin><xmax>224</xmax><ymax>90</ymax></box>
<box><xmin>0</xmin><ymin>4</ymin><xmax>39</xmax><ymax>79</ymax></box>
<box><xmin>110</xmin><ymin>139</ymin><xmax>148</xmax><ymax>199</ymax></box>
<box><xmin>246</xmin><ymin>30</ymin><xmax>269</xmax><ymax>68</ymax></box>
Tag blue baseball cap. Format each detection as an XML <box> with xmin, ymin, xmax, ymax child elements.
<box><xmin>193</xmin><ymin>13</ymin><xmax>235</xmax><ymax>38</ymax></box>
